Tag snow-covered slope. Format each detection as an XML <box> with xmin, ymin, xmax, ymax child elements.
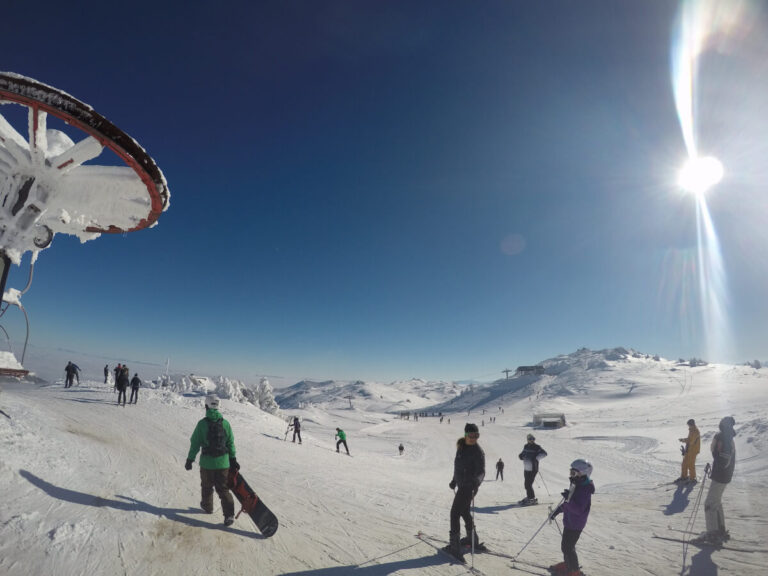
<box><xmin>1</xmin><ymin>349</ymin><xmax>767</xmax><ymax>576</ymax></box>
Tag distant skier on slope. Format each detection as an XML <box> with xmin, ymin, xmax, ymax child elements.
<box><xmin>129</xmin><ymin>373</ymin><xmax>141</xmax><ymax>404</ymax></box>
<box><xmin>335</xmin><ymin>427</ymin><xmax>350</xmax><ymax>455</ymax></box>
<box><xmin>495</xmin><ymin>458</ymin><xmax>504</xmax><ymax>481</ymax></box>
<box><xmin>64</xmin><ymin>361</ymin><xmax>80</xmax><ymax>388</ymax></box>
<box><xmin>443</xmin><ymin>423</ymin><xmax>485</xmax><ymax>563</ymax></box>
<box><xmin>288</xmin><ymin>416</ymin><xmax>302</xmax><ymax>444</ymax></box>
<box><xmin>185</xmin><ymin>394</ymin><xmax>239</xmax><ymax>527</ymax></box>
<box><xmin>104</xmin><ymin>364</ymin><xmax>109</xmax><ymax>384</ymax></box>
<box><xmin>116</xmin><ymin>366</ymin><xmax>129</xmax><ymax>406</ymax></box>
<box><xmin>518</xmin><ymin>433</ymin><xmax>547</xmax><ymax>504</ymax></box>
<box><xmin>699</xmin><ymin>416</ymin><xmax>736</xmax><ymax>545</ymax></box>
<box><xmin>548</xmin><ymin>458</ymin><xmax>594</xmax><ymax>576</ymax></box>
<box><xmin>676</xmin><ymin>418</ymin><xmax>700</xmax><ymax>483</ymax></box>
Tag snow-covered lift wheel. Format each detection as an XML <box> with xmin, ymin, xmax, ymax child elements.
<box><xmin>0</xmin><ymin>71</ymin><xmax>171</xmax><ymax>374</ymax></box>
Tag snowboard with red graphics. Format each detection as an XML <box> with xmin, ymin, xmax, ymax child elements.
<box><xmin>227</xmin><ymin>469</ymin><xmax>278</xmax><ymax>537</ymax></box>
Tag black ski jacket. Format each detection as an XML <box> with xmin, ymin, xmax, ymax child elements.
<box><xmin>452</xmin><ymin>438</ymin><xmax>485</xmax><ymax>490</ymax></box>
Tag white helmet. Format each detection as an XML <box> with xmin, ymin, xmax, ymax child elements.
<box><xmin>570</xmin><ymin>458</ymin><xmax>593</xmax><ymax>478</ymax></box>
<box><xmin>205</xmin><ymin>394</ymin><xmax>220</xmax><ymax>409</ymax></box>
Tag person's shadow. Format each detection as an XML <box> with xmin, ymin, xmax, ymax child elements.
<box><xmin>19</xmin><ymin>470</ymin><xmax>259</xmax><ymax>538</ymax></box>
<box><xmin>687</xmin><ymin>547</ymin><xmax>718</xmax><ymax>576</ymax></box>
<box><xmin>664</xmin><ymin>483</ymin><xmax>695</xmax><ymax>515</ymax></box>
<box><xmin>278</xmin><ymin>552</ymin><xmax>446</xmax><ymax>575</ymax></box>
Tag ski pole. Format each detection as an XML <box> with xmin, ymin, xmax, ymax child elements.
<box><xmin>536</xmin><ymin>469</ymin><xmax>551</xmax><ymax>496</ymax></box>
<box><xmin>512</xmin><ymin>496</ymin><xmax>564</xmax><ymax>561</ymax></box>
<box><xmin>471</xmin><ymin>496</ymin><xmax>476</xmax><ymax>567</ymax></box>
<box><xmin>684</xmin><ymin>462</ymin><xmax>711</xmax><ymax>538</ymax></box>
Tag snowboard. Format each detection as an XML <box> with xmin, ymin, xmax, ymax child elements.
<box><xmin>227</xmin><ymin>468</ymin><xmax>279</xmax><ymax>538</ymax></box>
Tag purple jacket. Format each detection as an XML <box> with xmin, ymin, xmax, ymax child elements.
<box><xmin>562</xmin><ymin>477</ymin><xmax>594</xmax><ymax>530</ymax></box>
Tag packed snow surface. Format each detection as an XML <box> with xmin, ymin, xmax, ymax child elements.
<box><xmin>1</xmin><ymin>349</ymin><xmax>767</xmax><ymax>575</ymax></box>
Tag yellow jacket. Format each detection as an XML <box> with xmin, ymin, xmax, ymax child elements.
<box><xmin>680</xmin><ymin>426</ymin><xmax>700</xmax><ymax>455</ymax></box>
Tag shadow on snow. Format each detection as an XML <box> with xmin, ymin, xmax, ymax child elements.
<box><xmin>19</xmin><ymin>469</ymin><xmax>260</xmax><ymax>539</ymax></box>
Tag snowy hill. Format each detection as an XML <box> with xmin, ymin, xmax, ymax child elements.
<box><xmin>2</xmin><ymin>349</ymin><xmax>768</xmax><ymax>576</ymax></box>
<box><xmin>275</xmin><ymin>377</ymin><xmax>461</xmax><ymax>412</ymax></box>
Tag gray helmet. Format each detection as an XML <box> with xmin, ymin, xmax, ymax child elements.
<box><xmin>570</xmin><ymin>458</ymin><xmax>593</xmax><ymax>477</ymax></box>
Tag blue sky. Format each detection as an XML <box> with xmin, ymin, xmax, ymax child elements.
<box><xmin>4</xmin><ymin>1</ymin><xmax>768</xmax><ymax>384</ymax></box>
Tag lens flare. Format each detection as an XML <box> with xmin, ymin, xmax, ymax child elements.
<box><xmin>678</xmin><ymin>156</ymin><xmax>724</xmax><ymax>195</ymax></box>
<box><xmin>669</xmin><ymin>0</ymin><xmax>743</xmax><ymax>361</ymax></box>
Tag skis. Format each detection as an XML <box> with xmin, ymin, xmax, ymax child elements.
<box><xmin>227</xmin><ymin>468</ymin><xmax>279</xmax><ymax>538</ymax></box>
<box><xmin>415</xmin><ymin>532</ymin><xmax>487</xmax><ymax>575</ymax></box>
<box><xmin>652</xmin><ymin>534</ymin><xmax>766</xmax><ymax>554</ymax></box>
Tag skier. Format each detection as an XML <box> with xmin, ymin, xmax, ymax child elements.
<box><xmin>64</xmin><ymin>361</ymin><xmax>80</xmax><ymax>388</ymax></box>
<box><xmin>549</xmin><ymin>459</ymin><xmax>595</xmax><ymax>576</ymax></box>
<box><xmin>103</xmin><ymin>364</ymin><xmax>109</xmax><ymax>384</ymax></box>
<box><xmin>699</xmin><ymin>416</ymin><xmax>736</xmax><ymax>544</ymax></box>
<box><xmin>288</xmin><ymin>416</ymin><xmax>302</xmax><ymax>444</ymax></box>
<box><xmin>185</xmin><ymin>394</ymin><xmax>238</xmax><ymax>527</ymax></box>
<box><xmin>399</xmin><ymin>443</ymin><xmax>404</xmax><ymax>455</ymax></box>
<box><xmin>518</xmin><ymin>433</ymin><xmax>547</xmax><ymax>504</ymax></box>
<box><xmin>676</xmin><ymin>418</ymin><xmax>700</xmax><ymax>483</ymax></box>
<box><xmin>443</xmin><ymin>423</ymin><xmax>486</xmax><ymax>563</ymax></box>
<box><xmin>129</xmin><ymin>373</ymin><xmax>141</xmax><ymax>404</ymax></box>
<box><xmin>495</xmin><ymin>458</ymin><xmax>504</xmax><ymax>481</ymax></box>
<box><xmin>335</xmin><ymin>427</ymin><xmax>349</xmax><ymax>455</ymax></box>
<box><xmin>113</xmin><ymin>364</ymin><xmax>122</xmax><ymax>392</ymax></box>
<box><xmin>116</xmin><ymin>366</ymin><xmax>129</xmax><ymax>406</ymax></box>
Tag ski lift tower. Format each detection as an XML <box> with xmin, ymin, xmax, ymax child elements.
<box><xmin>0</xmin><ymin>72</ymin><xmax>171</xmax><ymax>376</ymax></box>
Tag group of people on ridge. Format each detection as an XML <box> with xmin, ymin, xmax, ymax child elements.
<box><xmin>111</xmin><ymin>363</ymin><xmax>141</xmax><ymax>406</ymax></box>
<box><xmin>64</xmin><ymin>361</ymin><xmax>80</xmax><ymax>388</ymax></box>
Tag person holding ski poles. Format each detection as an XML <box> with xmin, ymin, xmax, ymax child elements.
<box><xmin>289</xmin><ymin>416</ymin><xmax>302</xmax><ymax>444</ymax></box>
<box><xmin>335</xmin><ymin>427</ymin><xmax>349</xmax><ymax>454</ymax></box>
<box><xmin>676</xmin><ymin>418</ymin><xmax>700</xmax><ymax>483</ymax></box>
<box><xmin>519</xmin><ymin>433</ymin><xmax>547</xmax><ymax>504</ymax></box>
<box><xmin>185</xmin><ymin>394</ymin><xmax>239</xmax><ymax>527</ymax></box>
<box><xmin>699</xmin><ymin>416</ymin><xmax>736</xmax><ymax>544</ymax></box>
<box><xmin>548</xmin><ymin>459</ymin><xmax>594</xmax><ymax>576</ymax></box>
<box><xmin>443</xmin><ymin>423</ymin><xmax>486</xmax><ymax>563</ymax></box>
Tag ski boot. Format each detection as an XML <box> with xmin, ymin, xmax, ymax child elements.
<box><xmin>548</xmin><ymin>562</ymin><xmax>567</xmax><ymax>574</ymax></box>
<box><xmin>441</xmin><ymin>532</ymin><xmax>465</xmax><ymax>563</ymax></box>
<box><xmin>459</xmin><ymin>531</ymin><xmax>486</xmax><ymax>552</ymax></box>
<box><xmin>224</xmin><ymin>515</ymin><xmax>234</xmax><ymax>527</ymax></box>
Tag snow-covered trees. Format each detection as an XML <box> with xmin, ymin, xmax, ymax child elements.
<box><xmin>256</xmin><ymin>377</ymin><xmax>280</xmax><ymax>415</ymax></box>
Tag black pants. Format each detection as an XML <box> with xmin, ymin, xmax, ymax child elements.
<box><xmin>524</xmin><ymin>470</ymin><xmax>537</xmax><ymax>499</ymax></box>
<box><xmin>129</xmin><ymin>387</ymin><xmax>139</xmax><ymax>404</ymax></box>
<box><xmin>117</xmin><ymin>387</ymin><xmax>127</xmax><ymax>405</ymax></box>
<box><xmin>200</xmin><ymin>467</ymin><xmax>235</xmax><ymax>517</ymax></box>
<box><xmin>450</xmin><ymin>485</ymin><xmax>474</xmax><ymax>536</ymax></box>
<box><xmin>496</xmin><ymin>469</ymin><xmax>503</xmax><ymax>481</ymax></box>
<box><xmin>561</xmin><ymin>528</ymin><xmax>582</xmax><ymax>570</ymax></box>
<box><xmin>293</xmin><ymin>429</ymin><xmax>302</xmax><ymax>443</ymax></box>
<box><xmin>336</xmin><ymin>439</ymin><xmax>349</xmax><ymax>454</ymax></box>
<box><xmin>65</xmin><ymin>375</ymin><xmax>74</xmax><ymax>388</ymax></box>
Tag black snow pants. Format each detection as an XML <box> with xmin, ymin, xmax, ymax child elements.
<box><xmin>449</xmin><ymin>484</ymin><xmax>475</xmax><ymax>537</ymax></box>
<box><xmin>561</xmin><ymin>528</ymin><xmax>582</xmax><ymax>570</ymax></box>
<box><xmin>524</xmin><ymin>470</ymin><xmax>537</xmax><ymax>499</ymax></box>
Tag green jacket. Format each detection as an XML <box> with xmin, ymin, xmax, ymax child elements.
<box><xmin>187</xmin><ymin>409</ymin><xmax>236</xmax><ymax>470</ymax></box>
<box><xmin>336</xmin><ymin>429</ymin><xmax>346</xmax><ymax>441</ymax></box>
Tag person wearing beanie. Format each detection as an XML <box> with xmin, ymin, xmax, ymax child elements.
<box><xmin>676</xmin><ymin>418</ymin><xmax>700</xmax><ymax>483</ymax></box>
<box><xmin>518</xmin><ymin>433</ymin><xmax>547</xmax><ymax>504</ymax></box>
<box><xmin>185</xmin><ymin>394</ymin><xmax>238</xmax><ymax>526</ymax></box>
<box><xmin>443</xmin><ymin>423</ymin><xmax>485</xmax><ymax>562</ymax></box>
<box><xmin>699</xmin><ymin>416</ymin><xmax>736</xmax><ymax>544</ymax></box>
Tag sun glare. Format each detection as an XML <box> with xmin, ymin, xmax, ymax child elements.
<box><xmin>678</xmin><ymin>155</ymin><xmax>724</xmax><ymax>195</ymax></box>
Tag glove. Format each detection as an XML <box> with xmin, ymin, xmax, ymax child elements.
<box><xmin>230</xmin><ymin>457</ymin><xmax>240</xmax><ymax>470</ymax></box>
<box><xmin>185</xmin><ymin>459</ymin><xmax>193</xmax><ymax>471</ymax></box>
<box><xmin>561</xmin><ymin>489</ymin><xmax>570</xmax><ymax>499</ymax></box>
<box><xmin>549</xmin><ymin>505</ymin><xmax>563</xmax><ymax>521</ymax></box>
<box><xmin>449</xmin><ymin>480</ymin><xmax>457</xmax><ymax>490</ymax></box>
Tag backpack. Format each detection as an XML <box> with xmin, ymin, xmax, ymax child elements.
<box><xmin>202</xmin><ymin>418</ymin><xmax>228</xmax><ymax>457</ymax></box>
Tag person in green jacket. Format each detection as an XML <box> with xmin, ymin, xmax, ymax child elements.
<box><xmin>185</xmin><ymin>394</ymin><xmax>238</xmax><ymax>526</ymax></box>
<box><xmin>335</xmin><ymin>427</ymin><xmax>350</xmax><ymax>455</ymax></box>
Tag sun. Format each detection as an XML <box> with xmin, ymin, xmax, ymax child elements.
<box><xmin>678</xmin><ymin>156</ymin><xmax>724</xmax><ymax>195</ymax></box>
